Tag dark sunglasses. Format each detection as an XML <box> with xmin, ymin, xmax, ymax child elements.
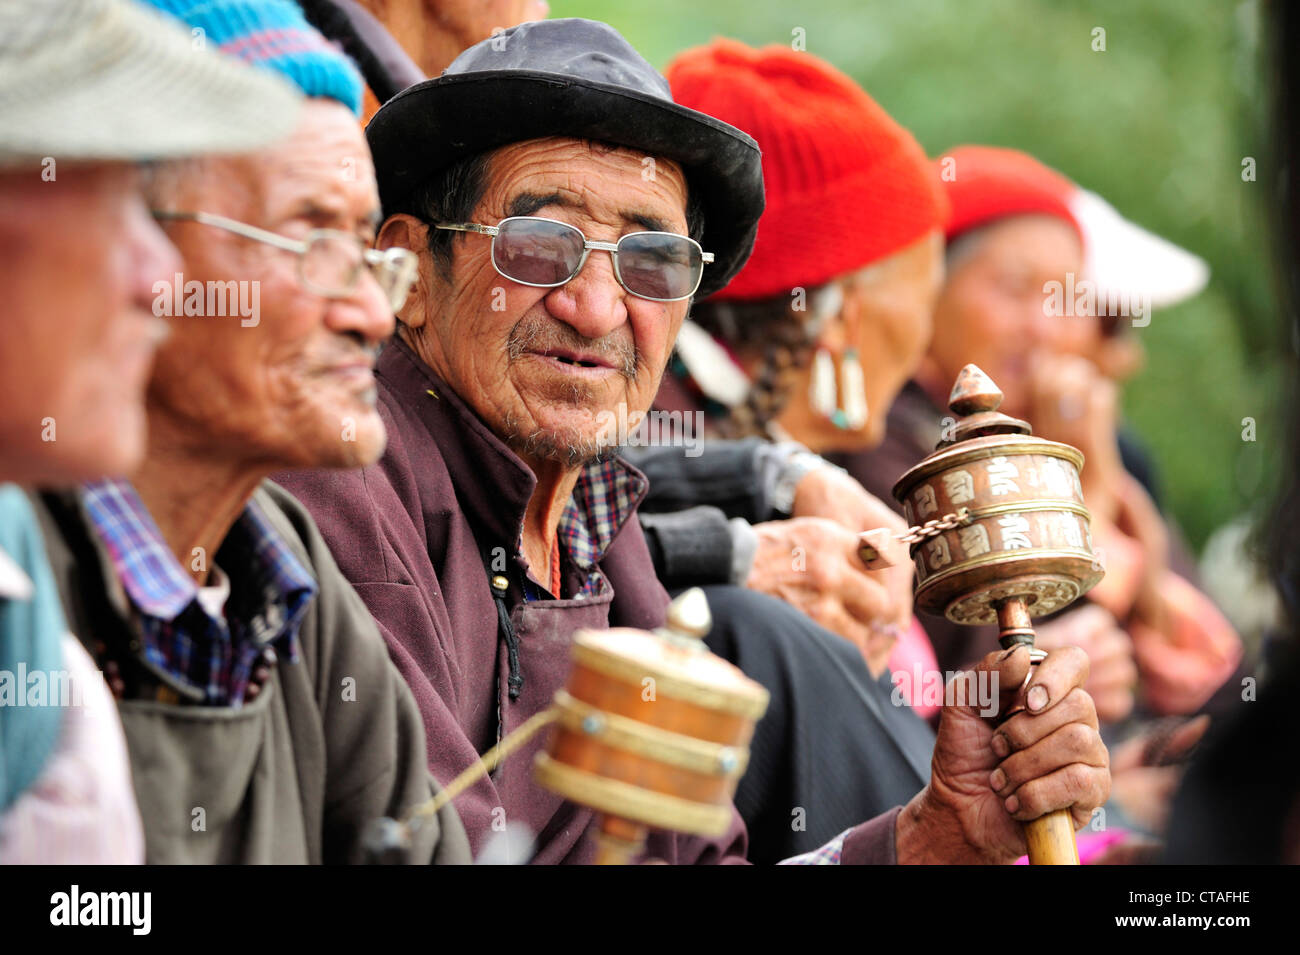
<box><xmin>434</xmin><ymin>215</ymin><xmax>713</xmax><ymax>302</ymax></box>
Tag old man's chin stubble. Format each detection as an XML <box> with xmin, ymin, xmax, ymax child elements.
<box><xmin>503</xmin><ymin>311</ymin><xmax>641</xmax><ymax>469</ymax></box>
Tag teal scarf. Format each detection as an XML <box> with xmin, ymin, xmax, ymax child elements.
<box><xmin>0</xmin><ymin>485</ymin><xmax>66</xmax><ymax>811</ymax></box>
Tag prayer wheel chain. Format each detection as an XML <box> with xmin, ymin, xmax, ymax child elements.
<box><xmin>898</xmin><ymin>506</ymin><xmax>972</xmax><ymax>545</ymax></box>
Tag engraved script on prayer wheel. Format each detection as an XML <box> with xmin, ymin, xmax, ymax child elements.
<box><xmin>891</xmin><ymin>364</ymin><xmax>1103</xmax><ymax>627</ymax></box>
<box><xmin>534</xmin><ymin>588</ymin><xmax>770</xmax><ymax>863</ymax></box>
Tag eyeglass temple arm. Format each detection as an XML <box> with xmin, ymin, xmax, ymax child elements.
<box><xmin>434</xmin><ymin>222</ymin><xmax>499</xmax><ymax>236</ymax></box>
<box><xmin>362</xmin><ymin>245</ymin><xmax>415</xmax><ymax>265</ymax></box>
<box><xmin>152</xmin><ymin>210</ymin><xmax>308</xmax><ymax>255</ymax></box>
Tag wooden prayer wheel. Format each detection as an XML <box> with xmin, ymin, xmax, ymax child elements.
<box><xmin>534</xmin><ymin>588</ymin><xmax>770</xmax><ymax>864</ymax></box>
<box><xmin>886</xmin><ymin>364</ymin><xmax>1104</xmax><ymax>865</ymax></box>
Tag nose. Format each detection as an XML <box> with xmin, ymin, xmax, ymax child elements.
<box><xmin>326</xmin><ymin>269</ymin><xmax>396</xmax><ymax>346</ymax></box>
<box><xmin>126</xmin><ymin>192</ymin><xmax>182</xmax><ymax>310</ymax></box>
<box><xmin>1026</xmin><ymin>291</ymin><xmax>1056</xmax><ymax>347</ymax></box>
<box><xmin>543</xmin><ymin>248</ymin><xmax>629</xmax><ymax>340</ymax></box>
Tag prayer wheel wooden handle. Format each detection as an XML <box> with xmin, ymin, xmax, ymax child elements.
<box><xmin>998</xmin><ymin>597</ymin><xmax>1080</xmax><ymax>865</ymax></box>
<box><xmin>591</xmin><ymin>815</ymin><xmax>650</xmax><ymax>865</ymax></box>
<box><xmin>1026</xmin><ymin>811</ymin><xmax>1081</xmax><ymax>865</ymax></box>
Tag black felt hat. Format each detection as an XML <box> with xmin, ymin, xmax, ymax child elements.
<box><xmin>366</xmin><ymin>18</ymin><xmax>765</xmax><ymax>298</ymax></box>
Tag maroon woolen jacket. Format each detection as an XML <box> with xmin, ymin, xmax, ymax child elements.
<box><xmin>276</xmin><ymin>337</ymin><xmax>899</xmax><ymax>864</ymax></box>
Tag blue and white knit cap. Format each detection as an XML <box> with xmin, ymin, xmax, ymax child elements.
<box><xmin>137</xmin><ymin>0</ymin><xmax>363</xmax><ymax>115</ymax></box>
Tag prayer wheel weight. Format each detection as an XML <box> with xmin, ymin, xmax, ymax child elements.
<box><xmin>891</xmin><ymin>364</ymin><xmax>1104</xmax><ymax>865</ymax></box>
<box><xmin>534</xmin><ymin>588</ymin><xmax>770</xmax><ymax>864</ymax></box>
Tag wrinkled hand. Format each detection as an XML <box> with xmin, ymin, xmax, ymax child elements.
<box><xmin>787</xmin><ymin>464</ymin><xmax>914</xmax><ymax>643</ymax></box>
<box><xmin>747</xmin><ymin>517</ymin><xmax>904</xmax><ymax>675</ymax></box>
<box><xmin>791</xmin><ymin>465</ymin><xmax>902</xmax><ymax>532</ymax></box>
<box><xmin>896</xmin><ymin>645</ymin><xmax>1110</xmax><ymax>863</ymax></box>
<box><xmin>1037</xmin><ymin>605</ymin><xmax>1138</xmax><ymax>723</ymax></box>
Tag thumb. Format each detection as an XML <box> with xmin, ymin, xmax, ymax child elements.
<box><xmin>961</xmin><ymin>644</ymin><xmax>1033</xmax><ymax>721</ymax></box>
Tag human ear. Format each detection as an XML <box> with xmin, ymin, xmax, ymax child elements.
<box><xmin>378</xmin><ymin>214</ymin><xmax>431</xmax><ymax>329</ymax></box>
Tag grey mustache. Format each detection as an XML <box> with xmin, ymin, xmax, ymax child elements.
<box><xmin>506</xmin><ymin>315</ymin><xmax>637</xmax><ymax>378</ymax></box>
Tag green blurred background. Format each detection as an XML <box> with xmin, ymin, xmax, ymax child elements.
<box><xmin>554</xmin><ymin>0</ymin><xmax>1281</xmax><ymax>554</ymax></box>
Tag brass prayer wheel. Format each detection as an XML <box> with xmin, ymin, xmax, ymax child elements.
<box><xmin>887</xmin><ymin>364</ymin><xmax>1104</xmax><ymax>865</ymax></box>
<box><xmin>534</xmin><ymin>588</ymin><xmax>770</xmax><ymax>864</ymax></box>
<box><xmin>892</xmin><ymin>364</ymin><xmax>1103</xmax><ymax>629</ymax></box>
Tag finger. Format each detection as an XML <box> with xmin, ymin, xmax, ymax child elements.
<box><xmin>837</xmin><ymin>568</ymin><xmax>894</xmax><ymax>626</ymax></box>
<box><xmin>806</xmin><ymin>598</ymin><xmax>874</xmax><ymax>658</ymax></box>
<box><xmin>1003</xmin><ymin>762</ymin><xmax>1111</xmax><ymax>824</ymax></box>
<box><xmin>991</xmin><ymin>719</ymin><xmax>1108</xmax><ymax>800</ymax></box>
<box><xmin>993</xmin><ymin>686</ymin><xmax>1099</xmax><ymax>754</ymax></box>
<box><xmin>1023</xmin><ymin>645</ymin><xmax>1090</xmax><ymax>715</ymax></box>
<box><xmin>975</xmin><ymin>644</ymin><xmax>1034</xmax><ymax>721</ymax></box>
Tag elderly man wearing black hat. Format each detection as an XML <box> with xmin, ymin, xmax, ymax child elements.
<box><xmin>280</xmin><ymin>18</ymin><xmax>1110</xmax><ymax>864</ymax></box>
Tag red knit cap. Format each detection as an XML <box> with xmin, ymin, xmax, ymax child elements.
<box><xmin>937</xmin><ymin>145</ymin><xmax>1083</xmax><ymax>244</ymax></box>
<box><xmin>667</xmin><ymin>39</ymin><xmax>948</xmax><ymax>302</ymax></box>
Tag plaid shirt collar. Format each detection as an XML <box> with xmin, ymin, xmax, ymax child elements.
<box><xmin>539</xmin><ymin>457</ymin><xmax>644</xmax><ymax>599</ymax></box>
<box><xmin>82</xmin><ymin>478</ymin><xmax>316</xmax><ymax>704</ymax></box>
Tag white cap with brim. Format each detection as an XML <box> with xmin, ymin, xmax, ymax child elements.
<box><xmin>1070</xmin><ymin>188</ymin><xmax>1210</xmax><ymax>310</ymax></box>
<box><xmin>0</xmin><ymin>0</ymin><xmax>303</xmax><ymax>169</ymax></box>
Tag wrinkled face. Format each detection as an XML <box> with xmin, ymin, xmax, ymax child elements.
<box><xmin>441</xmin><ymin>0</ymin><xmax>550</xmax><ymax>42</ymax></box>
<box><xmin>149</xmin><ymin>100</ymin><xmax>393</xmax><ymax>472</ymax></box>
<box><xmin>929</xmin><ymin>215</ymin><xmax>1082</xmax><ymax>417</ymax></box>
<box><xmin>777</xmin><ymin>232</ymin><xmax>944</xmax><ymax>453</ymax></box>
<box><xmin>0</xmin><ymin>162</ymin><xmax>176</xmax><ymax>484</ymax></box>
<box><xmin>401</xmin><ymin>137</ymin><xmax>692</xmax><ymax>470</ymax></box>
<box><xmin>848</xmin><ymin>231</ymin><xmax>944</xmax><ymax>447</ymax></box>
<box><xmin>357</xmin><ymin>0</ymin><xmax>549</xmax><ymax>76</ymax></box>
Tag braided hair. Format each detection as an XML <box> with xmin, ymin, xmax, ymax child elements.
<box><xmin>689</xmin><ymin>284</ymin><xmax>841</xmax><ymax>439</ymax></box>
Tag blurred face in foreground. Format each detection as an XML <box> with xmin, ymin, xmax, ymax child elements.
<box><xmin>0</xmin><ymin>162</ymin><xmax>177</xmax><ymax>484</ymax></box>
<box><xmin>928</xmin><ymin>215</ymin><xmax>1083</xmax><ymax>418</ymax></box>
<box><xmin>388</xmin><ymin>137</ymin><xmax>693</xmax><ymax>471</ymax></box>
<box><xmin>148</xmin><ymin>100</ymin><xmax>395</xmax><ymax>474</ymax></box>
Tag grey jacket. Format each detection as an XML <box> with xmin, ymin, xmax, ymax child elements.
<box><xmin>33</xmin><ymin>482</ymin><xmax>471</xmax><ymax>865</ymax></box>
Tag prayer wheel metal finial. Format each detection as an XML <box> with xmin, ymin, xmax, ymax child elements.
<box><xmin>890</xmin><ymin>364</ymin><xmax>1105</xmax><ymax>865</ymax></box>
<box><xmin>533</xmin><ymin>588</ymin><xmax>770</xmax><ymax>864</ymax></box>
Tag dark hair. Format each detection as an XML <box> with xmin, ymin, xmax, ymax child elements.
<box><xmin>689</xmin><ymin>287</ymin><xmax>831</xmax><ymax>438</ymax></box>
<box><xmin>685</xmin><ymin>188</ymin><xmax>706</xmax><ymax>247</ymax></box>
<box><xmin>408</xmin><ymin>141</ymin><xmax>707</xmax><ymax>282</ymax></box>
<box><xmin>409</xmin><ymin>151</ymin><xmax>495</xmax><ymax>282</ymax></box>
